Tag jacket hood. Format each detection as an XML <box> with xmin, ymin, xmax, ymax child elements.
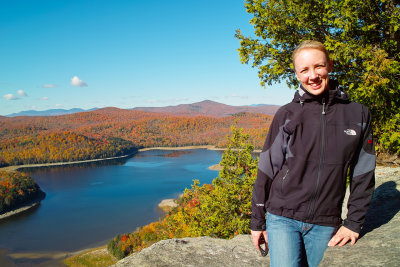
<box><xmin>293</xmin><ymin>79</ymin><xmax>350</xmax><ymax>105</ymax></box>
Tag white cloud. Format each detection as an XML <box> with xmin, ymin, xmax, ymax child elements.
<box><xmin>18</xmin><ymin>90</ymin><xmax>27</xmax><ymax>97</ymax></box>
<box><xmin>41</xmin><ymin>97</ymin><xmax>49</xmax><ymax>101</ymax></box>
<box><xmin>55</xmin><ymin>104</ymin><xmax>62</xmax><ymax>107</ymax></box>
<box><xmin>71</xmin><ymin>76</ymin><xmax>88</xmax><ymax>87</ymax></box>
<box><xmin>42</xmin><ymin>84</ymin><xmax>57</xmax><ymax>88</ymax></box>
<box><xmin>3</xmin><ymin>94</ymin><xmax>18</xmax><ymax>100</ymax></box>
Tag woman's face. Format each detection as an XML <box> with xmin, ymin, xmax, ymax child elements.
<box><xmin>294</xmin><ymin>48</ymin><xmax>332</xmax><ymax>96</ymax></box>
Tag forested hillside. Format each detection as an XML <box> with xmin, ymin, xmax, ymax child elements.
<box><xmin>0</xmin><ymin>108</ymin><xmax>272</xmax><ymax>167</ymax></box>
<box><xmin>0</xmin><ymin>132</ymin><xmax>135</xmax><ymax>167</ymax></box>
<box><xmin>0</xmin><ymin>171</ymin><xmax>45</xmax><ymax>213</ymax></box>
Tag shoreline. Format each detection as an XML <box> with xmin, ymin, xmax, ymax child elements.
<box><xmin>0</xmin><ymin>201</ymin><xmax>40</xmax><ymax>220</ymax></box>
<box><xmin>0</xmin><ymin>152</ymin><xmax>138</xmax><ymax>172</ymax></box>
<box><xmin>3</xmin><ymin>245</ymin><xmax>111</xmax><ymax>267</ymax></box>
<box><xmin>208</xmin><ymin>163</ymin><xmax>222</xmax><ymax>171</ymax></box>
<box><xmin>0</xmin><ymin>191</ymin><xmax>46</xmax><ymax>220</ymax></box>
<box><xmin>0</xmin><ymin>145</ymin><xmax>226</xmax><ymax>172</ymax></box>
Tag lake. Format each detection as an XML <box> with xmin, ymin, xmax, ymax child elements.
<box><xmin>0</xmin><ymin>149</ymin><xmax>223</xmax><ymax>256</ymax></box>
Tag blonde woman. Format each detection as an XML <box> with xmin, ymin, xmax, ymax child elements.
<box><xmin>251</xmin><ymin>40</ymin><xmax>375</xmax><ymax>267</ymax></box>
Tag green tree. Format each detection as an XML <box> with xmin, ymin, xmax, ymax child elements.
<box><xmin>236</xmin><ymin>0</ymin><xmax>400</xmax><ymax>155</ymax></box>
<box><xmin>107</xmin><ymin>235</ymin><xmax>125</xmax><ymax>260</ymax></box>
<box><xmin>211</xmin><ymin>125</ymin><xmax>259</xmax><ymax>236</ymax></box>
<box><xmin>178</xmin><ymin>124</ymin><xmax>259</xmax><ymax>238</ymax></box>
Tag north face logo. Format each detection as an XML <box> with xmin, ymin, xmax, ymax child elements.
<box><xmin>344</xmin><ymin>129</ymin><xmax>357</xmax><ymax>136</ymax></box>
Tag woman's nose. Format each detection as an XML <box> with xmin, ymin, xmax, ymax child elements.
<box><xmin>308</xmin><ymin>69</ymin><xmax>318</xmax><ymax>79</ymax></box>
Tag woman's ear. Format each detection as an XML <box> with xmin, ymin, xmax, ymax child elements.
<box><xmin>294</xmin><ymin>71</ymin><xmax>300</xmax><ymax>81</ymax></box>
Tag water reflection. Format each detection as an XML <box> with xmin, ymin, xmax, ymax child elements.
<box><xmin>124</xmin><ymin>161</ymin><xmax>170</xmax><ymax>168</ymax></box>
<box><xmin>18</xmin><ymin>156</ymin><xmax>132</xmax><ymax>173</ymax></box>
<box><xmin>134</xmin><ymin>150</ymin><xmax>193</xmax><ymax>158</ymax></box>
<box><xmin>0</xmin><ymin>204</ymin><xmax>41</xmax><ymax>226</ymax></box>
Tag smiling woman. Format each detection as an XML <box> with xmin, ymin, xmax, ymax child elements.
<box><xmin>251</xmin><ymin>40</ymin><xmax>376</xmax><ymax>267</ymax></box>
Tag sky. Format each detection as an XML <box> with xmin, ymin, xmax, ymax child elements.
<box><xmin>0</xmin><ymin>0</ymin><xmax>294</xmax><ymax>116</ymax></box>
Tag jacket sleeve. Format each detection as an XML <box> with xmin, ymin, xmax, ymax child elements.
<box><xmin>344</xmin><ymin>107</ymin><xmax>376</xmax><ymax>233</ymax></box>
<box><xmin>251</xmin><ymin>108</ymin><xmax>289</xmax><ymax>231</ymax></box>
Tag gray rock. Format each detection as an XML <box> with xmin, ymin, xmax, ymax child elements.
<box><xmin>321</xmin><ymin>166</ymin><xmax>400</xmax><ymax>267</ymax></box>
<box><xmin>114</xmin><ymin>166</ymin><xmax>400</xmax><ymax>267</ymax></box>
<box><xmin>113</xmin><ymin>235</ymin><xmax>269</xmax><ymax>267</ymax></box>
<box><xmin>158</xmin><ymin>199</ymin><xmax>178</xmax><ymax>212</ymax></box>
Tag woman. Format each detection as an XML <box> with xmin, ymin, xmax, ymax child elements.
<box><xmin>251</xmin><ymin>40</ymin><xmax>375</xmax><ymax>267</ymax></box>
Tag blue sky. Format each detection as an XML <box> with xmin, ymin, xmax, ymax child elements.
<box><xmin>0</xmin><ymin>0</ymin><xmax>294</xmax><ymax>116</ymax></box>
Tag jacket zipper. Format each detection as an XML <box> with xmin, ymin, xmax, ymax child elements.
<box><xmin>306</xmin><ymin>99</ymin><xmax>326</xmax><ymax>222</ymax></box>
<box><xmin>280</xmin><ymin>170</ymin><xmax>289</xmax><ymax>194</ymax></box>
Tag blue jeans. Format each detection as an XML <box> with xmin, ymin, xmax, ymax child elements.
<box><xmin>266</xmin><ymin>212</ymin><xmax>336</xmax><ymax>267</ymax></box>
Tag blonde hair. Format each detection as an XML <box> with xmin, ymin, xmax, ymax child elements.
<box><xmin>292</xmin><ymin>40</ymin><xmax>330</xmax><ymax>68</ymax></box>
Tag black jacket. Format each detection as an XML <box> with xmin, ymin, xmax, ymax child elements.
<box><xmin>251</xmin><ymin>80</ymin><xmax>375</xmax><ymax>233</ymax></box>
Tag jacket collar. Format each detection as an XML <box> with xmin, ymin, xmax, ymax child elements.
<box><xmin>293</xmin><ymin>80</ymin><xmax>350</xmax><ymax>106</ymax></box>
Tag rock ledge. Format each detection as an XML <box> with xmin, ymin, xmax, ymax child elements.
<box><xmin>113</xmin><ymin>235</ymin><xmax>268</xmax><ymax>267</ymax></box>
<box><xmin>114</xmin><ymin>166</ymin><xmax>400</xmax><ymax>267</ymax></box>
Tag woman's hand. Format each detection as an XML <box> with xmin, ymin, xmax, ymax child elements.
<box><xmin>328</xmin><ymin>226</ymin><xmax>359</xmax><ymax>247</ymax></box>
<box><xmin>251</xmin><ymin>230</ymin><xmax>268</xmax><ymax>256</ymax></box>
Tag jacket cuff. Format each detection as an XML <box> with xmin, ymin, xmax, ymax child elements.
<box><xmin>343</xmin><ymin>219</ymin><xmax>361</xmax><ymax>233</ymax></box>
<box><xmin>250</xmin><ymin>217</ymin><xmax>266</xmax><ymax>231</ymax></box>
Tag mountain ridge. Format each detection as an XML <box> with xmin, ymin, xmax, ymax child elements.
<box><xmin>5</xmin><ymin>100</ymin><xmax>280</xmax><ymax>117</ymax></box>
<box><xmin>6</xmin><ymin>108</ymin><xmax>98</xmax><ymax>117</ymax></box>
<box><xmin>133</xmin><ymin>100</ymin><xmax>280</xmax><ymax>117</ymax></box>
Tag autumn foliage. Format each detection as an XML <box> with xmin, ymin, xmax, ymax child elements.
<box><xmin>107</xmin><ymin>125</ymin><xmax>258</xmax><ymax>259</ymax></box>
<box><xmin>0</xmin><ymin>108</ymin><xmax>271</xmax><ymax>167</ymax></box>
<box><xmin>0</xmin><ymin>132</ymin><xmax>136</xmax><ymax>166</ymax></box>
<box><xmin>0</xmin><ymin>171</ymin><xmax>45</xmax><ymax>213</ymax></box>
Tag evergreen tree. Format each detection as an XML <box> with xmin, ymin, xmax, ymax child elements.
<box><xmin>236</xmin><ymin>0</ymin><xmax>400</xmax><ymax>154</ymax></box>
<box><xmin>178</xmin><ymin>124</ymin><xmax>259</xmax><ymax>238</ymax></box>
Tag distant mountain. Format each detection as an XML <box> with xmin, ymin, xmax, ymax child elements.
<box><xmin>6</xmin><ymin>108</ymin><xmax>98</xmax><ymax>117</ymax></box>
<box><xmin>133</xmin><ymin>100</ymin><xmax>280</xmax><ymax>117</ymax></box>
<box><xmin>5</xmin><ymin>100</ymin><xmax>280</xmax><ymax>118</ymax></box>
